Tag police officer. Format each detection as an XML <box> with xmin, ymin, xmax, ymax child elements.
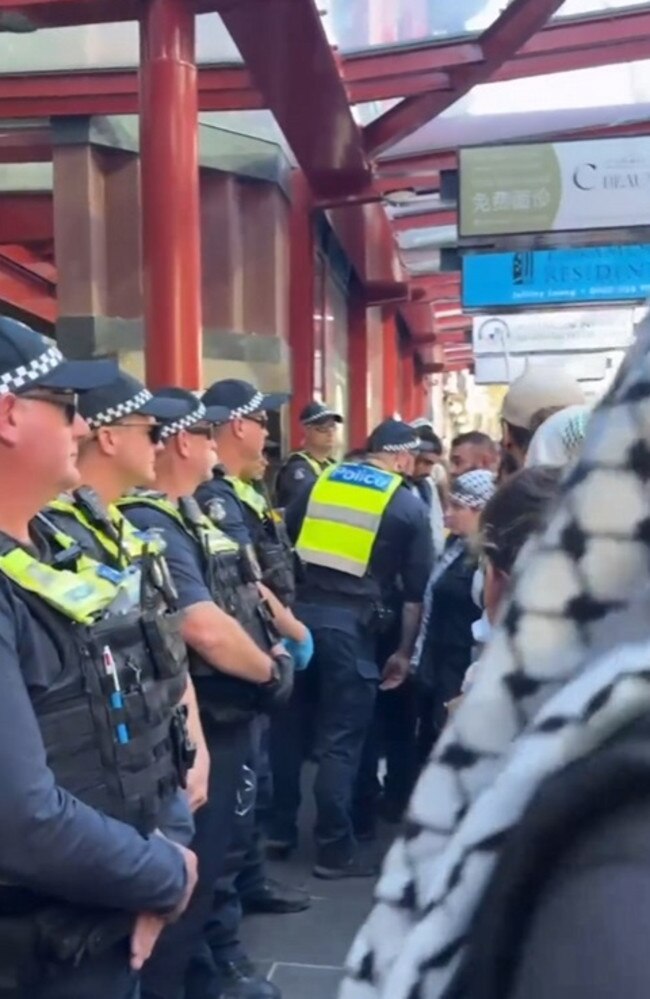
<box><xmin>42</xmin><ymin>370</ymin><xmax>217</xmax><ymax>835</ymax></box>
<box><xmin>0</xmin><ymin>317</ymin><xmax>196</xmax><ymax>998</ymax></box>
<box><xmin>193</xmin><ymin>379</ymin><xmax>311</xmax><ymax>989</ymax></box>
<box><xmin>272</xmin><ymin>419</ymin><xmax>434</xmax><ymax>878</ymax></box>
<box><xmin>117</xmin><ymin>388</ymin><xmax>296</xmax><ymax>999</ymax></box>
<box><xmin>275</xmin><ymin>401</ymin><xmax>343</xmax><ymax>508</ymax></box>
<box><xmin>197</xmin><ymin>379</ymin><xmax>297</xmax><ymax>607</ymax></box>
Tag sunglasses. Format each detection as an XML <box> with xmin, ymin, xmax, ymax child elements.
<box><xmin>186</xmin><ymin>424</ymin><xmax>214</xmax><ymax>439</ymax></box>
<box><xmin>20</xmin><ymin>390</ymin><xmax>79</xmax><ymax>426</ymax></box>
<box><xmin>110</xmin><ymin>422</ymin><xmax>164</xmax><ymax>444</ymax></box>
<box><xmin>244</xmin><ymin>414</ymin><xmax>269</xmax><ymax>429</ymax></box>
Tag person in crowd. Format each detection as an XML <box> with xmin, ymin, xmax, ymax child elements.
<box><xmin>193</xmin><ymin>379</ymin><xmax>311</xmax><ymax>996</ymax></box>
<box><xmin>449</xmin><ymin>431</ymin><xmax>498</xmax><ymax>478</ymax></box>
<box><xmin>458</xmin><ymin>465</ymin><xmax>563</xmax><ymax>698</ymax></box>
<box><xmin>496</xmin><ymin>447</ymin><xmax>519</xmax><ymax>485</ymax></box>
<box><xmin>411</xmin><ymin>469</ymin><xmax>495</xmax><ymax>763</ymax></box>
<box><xmin>525</xmin><ymin>404</ymin><xmax>590</xmax><ymax>468</ymax></box>
<box><xmin>118</xmin><ymin>387</ymin><xmax>301</xmax><ymax>999</ymax></box>
<box><xmin>270</xmin><ymin>419</ymin><xmax>433</xmax><ymax>878</ymax></box>
<box><xmin>411</xmin><ymin>439</ymin><xmax>446</xmax><ymax>559</ymax></box>
<box><xmin>341</xmin><ymin>324</ymin><xmax>650</xmax><ymax>999</ymax></box>
<box><xmin>275</xmin><ymin>401</ymin><xmax>343</xmax><ymax>507</ymax></box>
<box><xmin>0</xmin><ymin>317</ymin><xmax>197</xmax><ymax>998</ymax></box>
<box><xmin>501</xmin><ymin>365</ymin><xmax>585</xmax><ymax>469</ymax></box>
<box><xmin>43</xmin><ymin>371</ymin><xmax>215</xmax><ymax>837</ymax></box>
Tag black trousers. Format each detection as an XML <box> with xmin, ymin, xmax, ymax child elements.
<box><xmin>141</xmin><ymin>717</ymin><xmax>250</xmax><ymax>999</ymax></box>
<box><xmin>270</xmin><ymin>625</ymin><xmax>377</xmax><ymax>865</ymax></box>
<box><xmin>0</xmin><ymin>942</ymin><xmax>137</xmax><ymax>999</ymax></box>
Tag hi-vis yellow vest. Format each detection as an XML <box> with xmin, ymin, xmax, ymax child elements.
<box><xmin>0</xmin><ymin>529</ymin><xmax>134</xmax><ymax>625</ymax></box>
<box><xmin>295</xmin><ymin>462</ymin><xmax>402</xmax><ymax>578</ymax></box>
<box><xmin>118</xmin><ymin>492</ymin><xmax>240</xmax><ymax>558</ymax></box>
<box><xmin>226</xmin><ymin>476</ymin><xmax>268</xmax><ymax>520</ymax></box>
<box><xmin>47</xmin><ymin>495</ymin><xmax>162</xmax><ymax>567</ymax></box>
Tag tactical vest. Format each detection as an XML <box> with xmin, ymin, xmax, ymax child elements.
<box><xmin>289</xmin><ymin>451</ymin><xmax>332</xmax><ymax>478</ymax></box>
<box><xmin>223</xmin><ymin>475</ymin><xmax>297</xmax><ymax>605</ymax></box>
<box><xmin>0</xmin><ymin>525</ymin><xmax>189</xmax><ymax>835</ymax></box>
<box><xmin>296</xmin><ymin>462</ymin><xmax>402</xmax><ymax>577</ymax></box>
<box><xmin>47</xmin><ymin>487</ymin><xmax>165</xmax><ymax>570</ymax></box>
<box><xmin>118</xmin><ymin>492</ymin><xmax>275</xmax><ymax>725</ymax></box>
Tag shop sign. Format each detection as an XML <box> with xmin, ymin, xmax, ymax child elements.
<box><xmin>472</xmin><ymin>308</ymin><xmax>635</xmax><ymax>356</ymax></box>
<box><xmin>459</xmin><ymin>137</ymin><xmax>650</xmax><ymax>237</ymax></box>
<box><xmin>462</xmin><ymin>244</ymin><xmax>650</xmax><ymax>309</ymax></box>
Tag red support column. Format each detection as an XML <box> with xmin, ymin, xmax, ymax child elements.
<box><xmin>382</xmin><ymin>307</ymin><xmax>398</xmax><ymax>418</ymax></box>
<box><xmin>288</xmin><ymin>171</ymin><xmax>315</xmax><ymax>448</ymax></box>
<box><xmin>140</xmin><ymin>0</ymin><xmax>202</xmax><ymax>388</ymax></box>
<box><xmin>400</xmin><ymin>347</ymin><xmax>416</xmax><ymax>422</ymax></box>
<box><xmin>347</xmin><ymin>288</ymin><xmax>369</xmax><ymax>447</ymax></box>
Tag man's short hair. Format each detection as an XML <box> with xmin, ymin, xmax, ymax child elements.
<box><xmin>451</xmin><ymin>431</ymin><xmax>495</xmax><ymax>453</ymax></box>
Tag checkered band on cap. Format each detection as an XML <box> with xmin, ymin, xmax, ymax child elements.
<box><xmin>87</xmin><ymin>388</ymin><xmax>153</xmax><ymax>430</ymax></box>
<box><xmin>303</xmin><ymin>409</ymin><xmax>339</xmax><ymax>425</ymax></box>
<box><xmin>160</xmin><ymin>402</ymin><xmax>207</xmax><ymax>441</ymax></box>
<box><xmin>230</xmin><ymin>391</ymin><xmax>264</xmax><ymax>419</ymax></box>
<box><xmin>381</xmin><ymin>439</ymin><xmax>420</xmax><ymax>453</ymax></box>
<box><xmin>0</xmin><ymin>344</ymin><xmax>64</xmax><ymax>396</ymax></box>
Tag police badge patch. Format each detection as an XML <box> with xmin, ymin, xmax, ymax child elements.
<box><xmin>294</xmin><ymin>468</ymin><xmax>306</xmax><ymax>481</ymax></box>
<box><xmin>208</xmin><ymin>499</ymin><xmax>227</xmax><ymax>523</ymax></box>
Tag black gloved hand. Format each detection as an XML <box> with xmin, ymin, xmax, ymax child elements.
<box><xmin>258</xmin><ymin>649</ymin><xmax>294</xmax><ymax>712</ymax></box>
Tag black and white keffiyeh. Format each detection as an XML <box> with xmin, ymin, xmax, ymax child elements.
<box><xmin>341</xmin><ymin>316</ymin><xmax>650</xmax><ymax>999</ymax></box>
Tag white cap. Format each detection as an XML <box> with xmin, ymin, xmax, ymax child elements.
<box><xmin>501</xmin><ymin>365</ymin><xmax>586</xmax><ymax>431</ymax></box>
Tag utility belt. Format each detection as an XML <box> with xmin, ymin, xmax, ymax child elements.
<box><xmin>0</xmin><ymin>892</ymin><xmax>134</xmax><ymax>991</ymax></box>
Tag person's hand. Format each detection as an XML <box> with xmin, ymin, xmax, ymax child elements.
<box><xmin>186</xmin><ymin>740</ymin><xmax>210</xmax><ymax>813</ymax></box>
<box><xmin>130</xmin><ymin>913</ymin><xmax>166</xmax><ymax>970</ymax></box>
<box><xmin>380</xmin><ymin>652</ymin><xmax>411</xmax><ymax>691</ymax></box>
<box><xmin>159</xmin><ymin>840</ymin><xmax>198</xmax><ymax>921</ymax></box>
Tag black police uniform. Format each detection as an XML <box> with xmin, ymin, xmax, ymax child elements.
<box><xmin>121</xmin><ymin>487</ymin><xmax>289</xmax><ymax>999</ymax></box>
<box><xmin>275</xmin><ymin>452</ymin><xmax>334</xmax><ymax>509</ymax></box>
<box><xmin>275</xmin><ymin>401</ymin><xmax>342</xmax><ymax>509</ymax></box>
<box><xmin>275</xmin><ymin>429</ymin><xmax>434</xmax><ymax>871</ymax></box>
<box><xmin>0</xmin><ymin>322</ymin><xmax>188</xmax><ymax>999</ymax></box>
<box><xmin>194</xmin><ymin>379</ymin><xmax>305</xmax><ymax>983</ymax></box>
<box><xmin>198</xmin><ymin>467</ymin><xmax>297</xmax><ymax>607</ymax></box>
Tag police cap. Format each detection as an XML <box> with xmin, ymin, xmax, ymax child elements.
<box><xmin>0</xmin><ymin>315</ymin><xmax>117</xmax><ymax>397</ymax></box>
<box><xmin>300</xmin><ymin>401</ymin><xmax>343</xmax><ymax>425</ymax></box>
<box><xmin>77</xmin><ymin>371</ymin><xmax>189</xmax><ymax>430</ymax></box>
<box><xmin>151</xmin><ymin>387</ymin><xmax>230</xmax><ymax>441</ymax></box>
<box><xmin>201</xmin><ymin>379</ymin><xmax>289</xmax><ymax>420</ymax></box>
<box><xmin>366</xmin><ymin>418</ymin><xmax>420</xmax><ymax>454</ymax></box>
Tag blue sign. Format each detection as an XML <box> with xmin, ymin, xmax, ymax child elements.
<box><xmin>462</xmin><ymin>244</ymin><xmax>650</xmax><ymax>309</ymax></box>
<box><xmin>329</xmin><ymin>463</ymin><xmax>393</xmax><ymax>493</ymax></box>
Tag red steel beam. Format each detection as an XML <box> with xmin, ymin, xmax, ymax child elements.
<box><xmin>0</xmin><ymin>127</ymin><xmax>52</xmax><ymax>163</ymax></box>
<box><xmin>393</xmin><ymin>210</ymin><xmax>457</xmax><ymax>233</ymax></box>
<box><xmin>0</xmin><ymin>243</ymin><xmax>57</xmax><ymax>283</ymax></box>
<box><xmin>0</xmin><ymin>67</ymin><xmax>260</xmax><ymax>119</ymax></box>
<box><xmin>0</xmin><ymin>194</ymin><xmax>53</xmax><ymax>243</ymax></box>
<box><xmin>0</xmin><ymin>245</ymin><xmax>56</xmax><ymax>324</ymax></box>
<box><xmin>362</xmin><ymin>0</ymin><xmax>567</xmax><ymax>157</ymax></box>
<box><xmin>344</xmin><ymin>10</ymin><xmax>650</xmax><ymax>103</ymax></box>
<box><xmin>218</xmin><ymin>0</ymin><xmax>370</xmax><ymax>196</ymax></box>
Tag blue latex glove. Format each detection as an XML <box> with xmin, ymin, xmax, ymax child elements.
<box><xmin>282</xmin><ymin>630</ymin><xmax>314</xmax><ymax>671</ymax></box>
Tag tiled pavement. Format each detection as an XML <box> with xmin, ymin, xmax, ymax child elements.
<box><xmin>241</xmin><ymin>778</ymin><xmax>395</xmax><ymax>999</ymax></box>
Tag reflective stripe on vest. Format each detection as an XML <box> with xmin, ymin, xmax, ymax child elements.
<box><xmin>0</xmin><ymin>535</ymin><xmax>137</xmax><ymax>624</ymax></box>
<box><xmin>295</xmin><ymin>462</ymin><xmax>402</xmax><ymax>577</ymax></box>
<box><xmin>226</xmin><ymin>476</ymin><xmax>269</xmax><ymax>520</ymax></box>
<box><xmin>47</xmin><ymin>496</ymin><xmax>163</xmax><ymax>565</ymax></box>
<box><xmin>118</xmin><ymin>492</ymin><xmax>240</xmax><ymax>557</ymax></box>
